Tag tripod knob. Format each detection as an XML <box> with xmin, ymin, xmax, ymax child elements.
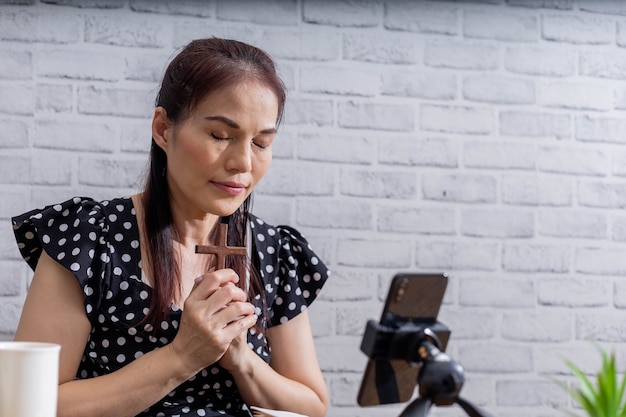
<box><xmin>417</xmin><ymin>343</ymin><xmax>465</xmax><ymax>406</ymax></box>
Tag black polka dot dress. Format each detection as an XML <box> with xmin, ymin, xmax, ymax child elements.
<box><xmin>12</xmin><ymin>197</ymin><xmax>329</xmax><ymax>417</ymax></box>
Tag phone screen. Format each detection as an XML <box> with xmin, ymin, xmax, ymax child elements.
<box><xmin>357</xmin><ymin>273</ymin><xmax>450</xmax><ymax>407</ymax></box>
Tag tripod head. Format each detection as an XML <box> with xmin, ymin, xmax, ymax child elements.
<box><xmin>361</xmin><ymin>320</ymin><xmax>492</xmax><ymax>417</ymax></box>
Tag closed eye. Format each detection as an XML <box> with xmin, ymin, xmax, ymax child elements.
<box><xmin>210</xmin><ymin>132</ymin><xmax>233</xmax><ymax>141</ymax></box>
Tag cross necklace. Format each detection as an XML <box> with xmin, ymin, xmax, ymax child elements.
<box><xmin>195</xmin><ymin>217</ymin><xmax>247</xmax><ymax>270</ymax></box>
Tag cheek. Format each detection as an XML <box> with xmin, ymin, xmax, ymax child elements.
<box><xmin>253</xmin><ymin>154</ymin><xmax>272</xmax><ymax>180</ymax></box>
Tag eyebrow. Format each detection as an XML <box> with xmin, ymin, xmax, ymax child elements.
<box><xmin>205</xmin><ymin>116</ymin><xmax>277</xmax><ymax>135</ymax></box>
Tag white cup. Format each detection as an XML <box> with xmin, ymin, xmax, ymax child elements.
<box><xmin>0</xmin><ymin>341</ymin><xmax>61</xmax><ymax>417</ymax></box>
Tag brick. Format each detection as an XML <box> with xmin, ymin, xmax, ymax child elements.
<box><xmin>576</xmin><ymin>312</ymin><xmax>626</xmax><ymax>342</ymax></box>
<box><xmin>340</xmin><ymin>169</ymin><xmax>417</xmax><ymax>199</ymax></box>
<box><xmin>295</xmin><ymin>198</ymin><xmax>372</xmax><ymax>230</ymax></box>
<box><xmin>385</xmin><ymin>1</ymin><xmax>458</xmax><ymax>35</ymax></box>
<box><xmin>120</xmin><ymin>121</ymin><xmax>151</xmax><ymax>153</ymax></box>
<box><xmin>40</xmin><ymin>0</ymin><xmax>125</xmax><ymax>7</ymax></box>
<box><xmin>260</xmin><ymin>30</ymin><xmax>340</xmax><ymax>61</ymax></box>
<box><xmin>303</xmin><ymin>0</ymin><xmax>380</xmax><ymax>27</ymax></box>
<box><xmin>0</xmin><ymin>155</ymin><xmax>30</xmax><ymax>184</ymax></box>
<box><xmin>172</xmin><ymin>22</ymin><xmax>261</xmax><ymax>50</ymax></box>
<box><xmin>464</xmin><ymin>11</ymin><xmax>538</xmax><ymax>42</ymax></box>
<box><xmin>424</xmin><ymin>41</ymin><xmax>498</xmax><ymax>70</ymax></box>
<box><xmin>580</xmin><ymin>50</ymin><xmax>626</xmax><ymax>80</ymax></box>
<box><xmin>0</xmin><ymin>119</ymin><xmax>29</xmax><ymax>148</ymax></box>
<box><xmin>337</xmin><ymin>238</ymin><xmax>411</xmax><ymax>268</ymax></box>
<box><xmin>579</xmin><ymin>181</ymin><xmax>626</xmax><ymax>209</ymax></box>
<box><xmin>539</xmin><ymin>278</ymin><xmax>610</xmax><ymax>307</ymax></box>
<box><xmin>502</xmin><ymin>311</ymin><xmax>572</xmax><ymax>342</ymax></box>
<box><xmin>497</xmin><ymin>380</ymin><xmax>568</xmax><ymax>406</ymax></box>
<box><xmin>316</xmin><ymin>336</ymin><xmax>367</xmax><ymax>372</ymax></box>
<box><xmin>78</xmin><ymin>86</ymin><xmax>154</xmax><ymax>118</ymax></box>
<box><xmin>459</xmin><ymin>278</ymin><xmax>534</xmax><ymax>308</ymax></box>
<box><xmin>539</xmin><ymin>210</ymin><xmax>607</xmax><ymax>239</ymax></box>
<box><xmin>85</xmin><ymin>15</ymin><xmax>168</xmax><ymax>48</ymax></box>
<box><xmin>507</xmin><ymin>0</ymin><xmax>574</xmax><ymax>9</ymax></box>
<box><xmin>36</xmin><ymin>84</ymin><xmax>73</xmax><ymax>113</ymax></box>
<box><xmin>542</xmin><ymin>15</ymin><xmax>613</xmax><ymax>44</ymax></box>
<box><xmin>256</xmin><ymin>160</ymin><xmax>334</xmax><ymax>197</ymax></box>
<box><xmin>463</xmin><ymin>75</ymin><xmax>535</xmax><ymax>104</ymax></box>
<box><xmin>541</xmin><ymin>80</ymin><xmax>613</xmax><ymax>111</ymax></box>
<box><xmin>78</xmin><ymin>157</ymin><xmax>145</xmax><ymax>188</ymax></box>
<box><xmin>338</xmin><ymin>101</ymin><xmax>414</xmax><ymax>132</ymax></box>
<box><xmin>129</xmin><ymin>0</ymin><xmax>214</xmax><ymax>17</ymax></box>
<box><xmin>438</xmin><ymin>308</ymin><xmax>497</xmax><ymax>339</ymax></box>
<box><xmin>612</xmin><ymin>214</ymin><xmax>626</xmax><ymax>241</ymax></box>
<box><xmin>301</xmin><ymin>66</ymin><xmax>379</xmax><ymax>97</ymax></box>
<box><xmin>575</xmin><ymin>247</ymin><xmax>626</xmax><ymax>276</ymax></box>
<box><xmin>0</xmin><ymin>50</ymin><xmax>32</xmax><ymax>79</ymax></box>
<box><xmin>459</xmin><ymin>344</ymin><xmax>533</xmax><ymax>372</ymax></box>
<box><xmin>461</xmin><ymin>209</ymin><xmax>534</xmax><ymax>238</ymax></box>
<box><xmin>0</xmin><ymin>84</ymin><xmax>35</xmax><ymax>116</ymax></box>
<box><xmin>579</xmin><ymin>0</ymin><xmax>626</xmax><ymax>15</ymax></box>
<box><xmin>33</xmin><ymin>120</ymin><xmax>116</xmax><ymax>153</ymax></box>
<box><xmin>614</xmin><ymin>281</ymin><xmax>626</xmax><ymax>308</ymax></box>
<box><xmin>0</xmin><ymin>298</ymin><xmax>22</xmax><ymax>334</ymax></box>
<box><xmin>505</xmin><ymin>46</ymin><xmax>576</xmax><ymax>76</ymax></box>
<box><xmin>378</xmin><ymin>206</ymin><xmax>456</xmax><ymax>235</ymax></box>
<box><xmin>247</xmin><ymin>196</ymin><xmax>293</xmax><ymax>227</ymax></box>
<box><xmin>0</xmin><ymin>262</ymin><xmax>25</xmax><ymax>296</ymax></box>
<box><xmin>381</xmin><ymin>69</ymin><xmax>456</xmax><ymax>100</ymax></box>
<box><xmin>216</xmin><ymin>0</ymin><xmax>298</xmax><ymax>25</ymax></box>
<box><xmin>420</xmin><ymin>105</ymin><xmax>493</xmax><ymax>135</ymax></box>
<box><xmin>283</xmin><ymin>99</ymin><xmax>334</xmax><ymax>127</ymax></box>
<box><xmin>0</xmin><ymin>221</ymin><xmax>24</xmax><ymax>259</ymax></box>
<box><xmin>337</xmin><ymin>305</ymin><xmax>377</xmax><ymax>335</ymax></box>
<box><xmin>416</xmin><ymin>240</ymin><xmax>499</xmax><ymax>271</ymax></box>
<box><xmin>576</xmin><ymin>115</ymin><xmax>626</xmax><ymax>144</ymax></box>
<box><xmin>502</xmin><ymin>174</ymin><xmax>573</xmax><ymax>206</ymax></box>
<box><xmin>502</xmin><ymin>244</ymin><xmax>570</xmax><ymax>273</ymax></box>
<box><xmin>125</xmin><ymin>52</ymin><xmax>170</xmax><ymax>82</ymax></box>
<box><xmin>308</xmin><ymin>301</ymin><xmax>334</xmax><ymax>337</ymax></box>
<box><xmin>464</xmin><ymin>141</ymin><xmax>535</xmax><ymax>170</ymax></box>
<box><xmin>619</xmin><ymin>22</ymin><xmax>626</xmax><ymax>47</ymax></box>
<box><xmin>422</xmin><ymin>173</ymin><xmax>497</xmax><ymax>203</ymax></box>
<box><xmin>297</xmin><ymin>133</ymin><xmax>375</xmax><ymax>165</ymax></box>
<box><xmin>537</xmin><ymin>146</ymin><xmax>609</xmax><ymax>176</ymax></box>
<box><xmin>31</xmin><ymin>150</ymin><xmax>73</xmax><ymax>186</ymax></box>
<box><xmin>318</xmin><ymin>269</ymin><xmax>377</xmax><ymax>302</ymax></box>
<box><xmin>343</xmin><ymin>32</ymin><xmax>422</xmax><ymax>64</ymax></box>
<box><xmin>535</xmin><ymin>344</ymin><xmax>600</xmax><ymax>375</ymax></box>
<box><xmin>0</xmin><ymin>9</ymin><xmax>80</xmax><ymax>43</ymax></box>
<box><xmin>500</xmin><ymin>111</ymin><xmax>570</xmax><ymax>139</ymax></box>
<box><xmin>0</xmin><ymin>189</ymin><xmax>27</xmax><ymax>219</ymax></box>
<box><xmin>379</xmin><ymin>137</ymin><xmax>458</xmax><ymax>168</ymax></box>
<box><xmin>329</xmin><ymin>375</ymin><xmax>367</xmax><ymax>407</ymax></box>
<box><xmin>38</xmin><ymin>49</ymin><xmax>125</xmax><ymax>81</ymax></box>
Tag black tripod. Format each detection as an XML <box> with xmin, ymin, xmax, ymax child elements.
<box><xmin>360</xmin><ymin>322</ymin><xmax>493</xmax><ymax>417</ymax></box>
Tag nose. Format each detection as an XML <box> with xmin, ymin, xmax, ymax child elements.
<box><xmin>225</xmin><ymin>140</ymin><xmax>252</xmax><ymax>173</ymax></box>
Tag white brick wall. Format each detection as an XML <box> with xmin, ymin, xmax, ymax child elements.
<box><xmin>2</xmin><ymin>1</ymin><xmax>626</xmax><ymax>416</ymax></box>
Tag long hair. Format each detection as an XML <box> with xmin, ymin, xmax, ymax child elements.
<box><xmin>142</xmin><ymin>38</ymin><xmax>286</xmax><ymax>326</ymax></box>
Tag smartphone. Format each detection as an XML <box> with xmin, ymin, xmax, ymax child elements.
<box><xmin>356</xmin><ymin>273</ymin><xmax>450</xmax><ymax>407</ymax></box>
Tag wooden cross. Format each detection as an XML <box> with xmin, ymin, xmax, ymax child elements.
<box><xmin>195</xmin><ymin>219</ymin><xmax>247</xmax><ymax>270</ymax></box>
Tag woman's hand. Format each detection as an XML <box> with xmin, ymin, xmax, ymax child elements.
<box><xmin>169</xmin><ymin>269</ymin><xmax>258</xmax><ymax>375</ymax></box>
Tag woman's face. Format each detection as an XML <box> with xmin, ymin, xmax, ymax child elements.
<box><xmin>155</xmin><ymin>80</ymin><xmax>279</xmax><ymax>219</ymax></box>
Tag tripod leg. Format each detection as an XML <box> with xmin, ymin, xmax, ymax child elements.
<box><xmin>398</xmin><ymin>397</ymin><xmax>432</xmax><ymax>417</ymax></box>
<box><xmin>456</xmin><ymin>396</ymin><xmax>493</xmax><ymax>417</ymax></box>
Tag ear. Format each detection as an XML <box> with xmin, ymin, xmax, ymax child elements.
<box><xmin>152</xmin><ymin>107</ymin><xmax>172</xmax><ymax>151</ymax></box>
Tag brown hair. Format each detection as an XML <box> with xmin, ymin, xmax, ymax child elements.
<box><xmin>142</xmin><ymin>38</ymin><xmax>286</xmax><ymax>326</ymax></box>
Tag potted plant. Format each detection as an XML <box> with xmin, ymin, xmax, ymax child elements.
<box><xmin>558</xmin><ymin>343</ymin><xmax>626</xmax><ymax>417</ymax></box>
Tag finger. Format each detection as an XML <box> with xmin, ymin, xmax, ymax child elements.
<box><xmin>206</xmin><ymin>283</ymin><xmax>249</xmax><ymax>314</ymax></box>
<box><xmin>188</xmin><ymin>269</ymin><xmax>239</xmax><ymax>302</ymax></box>
<box><xmin>222</xmin><ymin>313</ymin><xmax>258</xmax><ymax>337</ymax></box>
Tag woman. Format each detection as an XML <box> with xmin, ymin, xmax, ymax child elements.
<box><xmin>12</xmin><ymin>38</ymin><xmax>329</xmax><ymax>417</ymax></box>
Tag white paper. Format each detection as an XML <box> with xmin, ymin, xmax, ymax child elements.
<box><xmin>250</xmin><ymin>405</ymin><xmax>309</xmax><ymax>417</ymax></box>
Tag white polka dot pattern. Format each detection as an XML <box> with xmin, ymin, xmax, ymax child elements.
<box><xmin>12</xmin><ymin>197</ymin><xmax>329</xmax><ymax>417</ymax></box>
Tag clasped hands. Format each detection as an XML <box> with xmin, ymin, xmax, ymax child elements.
<box><xmin>169</xmin><ymin>269</ymin><xmax>258</xmax><ymax>375</ymax></box>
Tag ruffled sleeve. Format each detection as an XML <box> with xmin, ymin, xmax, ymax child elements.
<box><xmin>12</xmin><ymin>197</ymin><xmax>111</xmax><ymax>323</ymax></box>
<box><xmin>250</xmin><ymin>215</ymin><xmax>330</xmax><ymax>327</ymax></box>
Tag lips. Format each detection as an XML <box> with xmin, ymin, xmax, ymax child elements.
<box><xmin>210</xmin><ymin>180</ymin><xmax>247</xmax><ymax>195</ymax></box>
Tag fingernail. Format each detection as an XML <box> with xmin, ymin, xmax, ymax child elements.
<box><xmin>194</xmin><ymin>276</ymin><xmax>204</xmax><ymax>283</ymax></box>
